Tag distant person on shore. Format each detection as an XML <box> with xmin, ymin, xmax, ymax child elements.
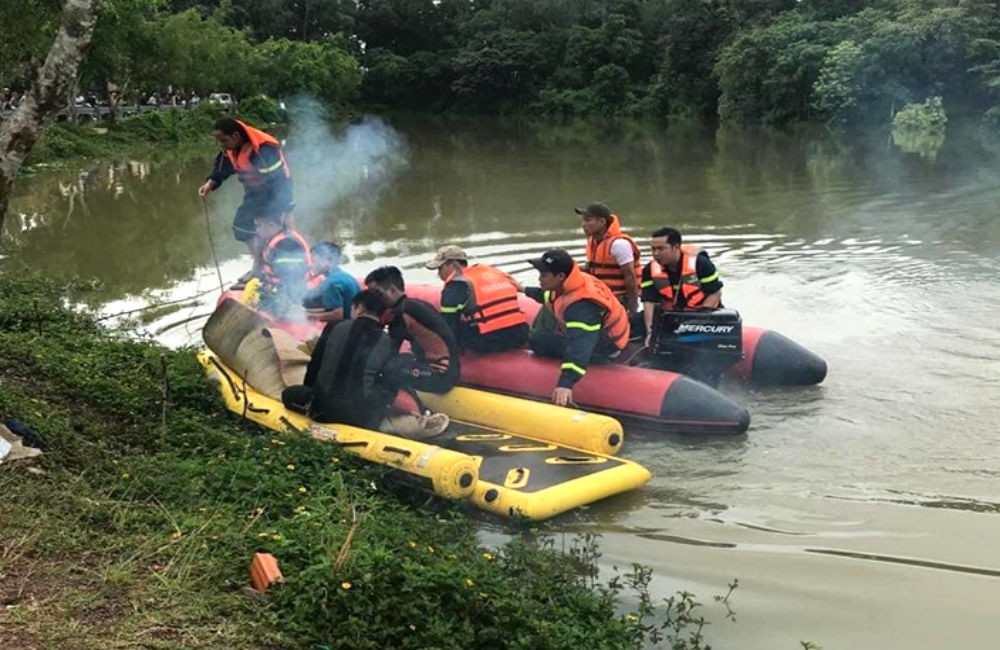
<box><xmin>303</xmin><ymin>241</ymin><xmax>360</xmax><ymax>322</ymax></box>
<box><xmin>198</xmin><ymin>117</ymin><xmax>294</xmax><ymax>285</ymax></box>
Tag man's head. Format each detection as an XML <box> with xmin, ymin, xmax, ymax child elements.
<box><xmin>351</xmin><ymin>288</ymin><xmax>388</xmax><ymax>320</ymax></box>
<box><xmin>575</xmin><ymin>202</ymin><xmax>614</xmax><ymax>238</ymax></box>
<box><xmin>212</xmin><ymin>117</ymin><xmax>246</xmax><ymax>152</ymax></box>
<box><xmin>528</xmin><ymin>249</ymin><xmax>575</xmax><ymax>293</ymax></box>
<box><xmin>311</xmin><ymin>241</ymin><xmax>342</xmax><ymax>275</ymax></box>
<box><xmin>425</xmin><ymin>244</ymin><xmax>469</xmax><ymax>281</ymax></box>
<box><xmin>364</xmin><ymin>266</ymin><xmax>405</xmax><ymax>306</ymax></box>
<box><xmin>650</xmin><ymin>227</ymin><xmax>683</xmax><ymax>267</ymax></box>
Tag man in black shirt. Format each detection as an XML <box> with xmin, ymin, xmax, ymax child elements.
<box><xmin>365</xmin><ymin>266</ymin><xmax>461</xmax><ymax>394</ymax></box>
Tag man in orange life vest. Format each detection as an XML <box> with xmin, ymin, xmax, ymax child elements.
<box><xmin>425</xmin><ymin>244</ymin><xmax>529</xmax><ymax>354</ymax></box>
<box><xmin>254</xmin><ymin>217</ymin><xmax>313</xmax><ymax>318</ymax></box>
<box><xmin>198</xmin><ymin>117</ymin><xmax>293</xmax><ymax>281</ymax></box>
<box><xmin>525</xmin><ymin>250</ymin><xmax>630</xmax><ymax>406</ymax></box>
<box><xmin>641</xmin><ymin>226</ymin><xmax>723</xmax><ymax>346</ymax></box>
<box><xmin>578</xmin><ymin>202</ymin><xmax>642</xmax><ymax>313</ymax></box>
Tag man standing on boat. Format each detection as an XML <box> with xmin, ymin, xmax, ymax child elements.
<box><xmin>365</xmin><ymin>266</ymin><xmax>461</xmax><ymax>394</ymax></box>
<box><xmin>198</xmin><ymin>117</ymin><xmax>294</xmax><ymax>284</ymax></box>
<box><xmin>577</xmin><ymin>202</ymin><xmax>642</xmax><ymax>313</ymax></box>
<box><xmin>425</xmin><ymin>245</ymin><xmax>529</xmax><ymax>353</ymax></box>
<box><xmin>641</xmin><ymin>226</ymin><xmax>723</xmax><ymax>346</ymax></box>
<box><xmin>526</xmin><ymin>250</ymin><xmax>630</xmax><ymax>406</ymax></box>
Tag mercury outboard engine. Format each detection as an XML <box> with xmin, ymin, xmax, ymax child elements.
<box><xmin>649</xmin><ymin>309</ymin><xmax>743</xmax><ymax>386</ymax></box>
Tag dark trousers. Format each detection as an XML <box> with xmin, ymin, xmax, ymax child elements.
<box><xmin>462</xmin><ymin>323</ymin><xmax>529</xmax><ymax>354</ymax></box>
<box><xmin>528</xmin><ymin>329</ymin><xmax>620</xmax><ymax>364</ymax></box>
<box><xmin>395</xmin><ymin>353</ymin><xmax>460</xmax><ymax>394</ymax></box>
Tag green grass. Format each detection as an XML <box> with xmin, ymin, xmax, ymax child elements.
<box><xmin>0</xmin><ymin>273</ymin><xmax>734</xmax><ymax>649</ymax></box>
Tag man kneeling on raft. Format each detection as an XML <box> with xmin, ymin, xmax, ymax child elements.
<box><xmin>282</xmin><ymin>290</ymin><xmax>448</xmax><ymax>437</ymax></box>
<box><xmin>524</xmin><ymin>250</ymin><xmax>630</xmax><ymax>406</ymax></box>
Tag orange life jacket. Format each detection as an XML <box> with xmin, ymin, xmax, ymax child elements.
<box><xmin>552</xmin><ymin>263</ymin><xmax>630</xmax><ymax>351</ymax></box>
<box><xmin>224</xmin><ymin>120</ymin><xmax>290</xmax><ymax>192</ymax></box>
<box><xmin>447</xmin><ymin>264</ymin><xmax>528</xmax><ymax>335</ymax></box>
<box><xmin>648</xmin><ymin>245</ymin><xmax>706</xmax><ymax>309</ymax></box>
<box><xmin>260</xmin><ymin>229</ymin><xmax>313</xmax><ymax>288</ymax></box>
<box><xmin>584</xmin><ymin>216</ymin><xmax>642</xmax><ymax>301</ymax></box>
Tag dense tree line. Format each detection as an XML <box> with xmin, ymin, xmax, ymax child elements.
<box><xmin>3</xmin><ymin>0</ymin><xmax>1000</xmax><ymax>126</ymax></box>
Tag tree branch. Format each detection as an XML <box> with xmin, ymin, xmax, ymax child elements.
<box><xmin>0</xmin><ymin>0</ymin><xmax>99</xmax><ymax>235</ymax></box>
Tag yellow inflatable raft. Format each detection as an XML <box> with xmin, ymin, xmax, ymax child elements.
<box><xmin>199</xmin><ymin>351</ymin><xmax>650</xmax><ymax>520</ymax></box>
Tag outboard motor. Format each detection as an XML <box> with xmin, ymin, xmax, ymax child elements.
<box><xmin>649</xmin><ymin>309</ymin><xmax>743</xmax><ymax>386</ymax></box>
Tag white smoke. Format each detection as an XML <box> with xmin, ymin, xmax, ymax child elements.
<box><xmin>283</xmin><ymin>98</ymin><xmax>408</xmax><ymax>238</ymax></box>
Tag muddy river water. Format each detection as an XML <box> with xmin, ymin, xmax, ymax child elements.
<box><xmin>4</xmin><ymin>115</ymin><xmax>1000</xmax><ymax>649</ymax></box>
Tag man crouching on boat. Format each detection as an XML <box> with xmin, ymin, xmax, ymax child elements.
<box><xmin>525</xmin><ymin>250</ymin><xmax>630</xmax><ymax>407</ymax></box>
<box><xmin>281</xmin><ymin>289</ymin><xmax>449</xmax><ymax>437</ymax></box>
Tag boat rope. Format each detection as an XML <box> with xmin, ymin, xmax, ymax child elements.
<box><xmin>201</xmin><ymin>198</ymin><xmax>226</xmax><ymax>295</ymax></box>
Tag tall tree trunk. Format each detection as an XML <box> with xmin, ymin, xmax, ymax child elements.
<box><xmin>0</xmin><ymin>0</ymin><xmax>99</xmax><ymax>236</ymax></box>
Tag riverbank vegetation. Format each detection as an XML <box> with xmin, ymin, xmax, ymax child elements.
<box><xmin>24</xmin><ymin>98</ymin><xmax>286</xmax><ymax>168</ymax></box>
<box><xmin>0</xmin><ymin>274</ymin><xmax>732</xmax><ymax>649</ymax></box>
<box><xmin>5</xmin><ymin>0</ymin><xmax>1000</xmax><ymax>128</ymax></box>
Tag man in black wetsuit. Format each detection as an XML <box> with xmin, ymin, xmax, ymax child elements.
<box><xmin>281</xmin><ymin>290</ymin><xmax>398</xmax><ymax>428</ymax></box>
<box><xmin>365</xmin><ymin>266</ymin><xmax>461</xmax><ymax>394</ymax></box>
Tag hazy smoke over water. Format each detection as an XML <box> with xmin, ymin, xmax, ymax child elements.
<box><xmin>283</xmin><ymin>98</ymin><xmax>408</xmax><ymax>239</ymax></box>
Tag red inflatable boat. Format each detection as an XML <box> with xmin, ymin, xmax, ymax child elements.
<box><xmin>402</xmin><ymin>284</ymin><xmax>827</xmax><ymax>388</ymax></box>
<box><xmin>218</xmin><ymin>288</ymin><xmax>751</xmax><ymax>436</ymax></box>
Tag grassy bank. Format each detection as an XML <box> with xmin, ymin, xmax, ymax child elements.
<box><xmin>0</xmin><ymin>274</ymin><xmax>722</xmax><ymax>649</ymax></box>
<box><xmin>22</xmin><ymin>97</ymin><xmax>289</xmax><ymax>170</ymax></box>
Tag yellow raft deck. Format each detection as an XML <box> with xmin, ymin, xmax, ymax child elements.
<box><xmin>200</xmin><ymin>351</ymin><xmax>651</xmax><ymax>520</ymax></box>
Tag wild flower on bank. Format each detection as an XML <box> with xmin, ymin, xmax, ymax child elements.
<box><xmin>171</xmin><ymin>530</ymin><xmax>183</xmax><ymax>540</ymax></box>
<box><xmin>341</xmin><ymin>581</ymin><xmax>352</xmax><ymax>590</ymax></box>
<box><xmin>298</xmin><ymin>486</ymin><xmax>308</xmax><ymax>494</ymax></box>
<box><xmin>465</xmin><ymin>578</ymin><xmax>474</xmax><ymax>588</ymax></box>
<box><xmin>482</xmin><ymin>552</ymin><xmax>493</xmax><ymax>560</ymax></box>
<box><xmin>286</xmin><ymin>464</ymin><xmax>296</xmax><ymax>471</ymax></box>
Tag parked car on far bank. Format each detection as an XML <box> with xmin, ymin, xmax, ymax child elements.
<box><xmin>209</xmin><ymin>93</ymin><xmax>234</xmax><ymax>108</ymax></box>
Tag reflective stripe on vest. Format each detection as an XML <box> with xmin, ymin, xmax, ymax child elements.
<box><xmin>450</xmin><ymin>265</ymin><xmax>528</xmax><ymax>335</ymax></box>
<box><xmin>648</xmin><ymin>245</ymin><xmax>705</xmax><ymax>308</ymax></box>
<box><xmin>261</xmin><ymin>230</ymin><xmax>313</xmax><ymax>286</ymax></box>
<box><xmin>583</xmin><ymin>217</ymin><xmax>642</xmax><ymax>299</ymax></box>
<box><xmin>552</xmin><ymin>264</ymin><xmax>630</xmax><ymax>351</ymax></box>
<box><xmin>224</xmin><ymin>120</ymin><xmax>290</xmax><ymax>192</ymax></box>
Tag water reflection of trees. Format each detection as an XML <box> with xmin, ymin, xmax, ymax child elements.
<box><xmin>4</xmin><ymin>156</ymin><xmax>241</xmax><ymax>302</ymax></box>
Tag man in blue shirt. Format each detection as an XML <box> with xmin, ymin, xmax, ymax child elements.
<box><xmin>303</xmin><ymin>241</ymin><xmax>360</xmax><ymax>322</ymax></box>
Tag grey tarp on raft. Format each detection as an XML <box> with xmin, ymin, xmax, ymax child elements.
<box><xmin>201</xmin><ymin>298</ymin><xmax>309</xmax><ymax>399</ymax></box>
